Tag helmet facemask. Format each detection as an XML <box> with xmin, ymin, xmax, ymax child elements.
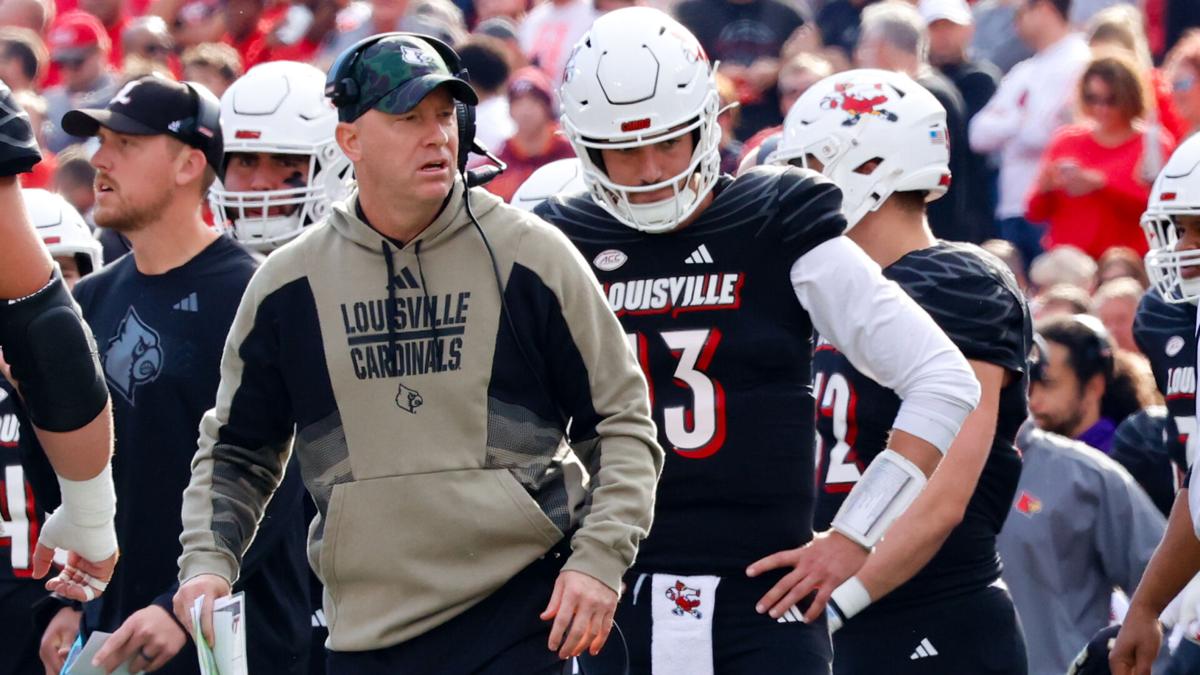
<box><xmin>565</xmin><ymin>89</ymin><xmax>722</xmax><ymax>234</ymax></box>
<box><xmin>1143</xmin><ymin>211</ymin><xmax>1200</xmax><ymax>304</ymax></box>
<box><xmin>210</xmin><ymin>142</ymin><xmax>352</xmax><ymax>251</ymax></box>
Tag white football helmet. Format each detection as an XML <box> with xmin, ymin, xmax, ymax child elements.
<box><xmin>208</xmin><ymin>60</ymin><xmax>352</xmax><ymax>252</ymax></box>
<box><xmin>23</xmin><ymin>188</ymin><xmax>101</xmax><ymax>275</ymax></box>
<box><xmin>772</xmin><ymin>69</ymin><xmax>951</xmax><ymax>229</ymax></box>
<box><xmin>1143</xmin><ymin>133</ymin><xmax>1200</xmax><ymax>304</ymax></box>
<box><xmin>558</xmin><ymin>7</ymin><xmax>721</xmax><ymax>233</ymax></box>
<box><xmin>511</xmin><ymin>158</ymin><xmax>586</xmax><ymax>212</ymax></box>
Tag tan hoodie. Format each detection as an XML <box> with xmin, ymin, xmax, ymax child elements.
<box><xmin>178</xmin><ymin>178</ymin><xmax>663</xmax><ymax>651</ymax></box>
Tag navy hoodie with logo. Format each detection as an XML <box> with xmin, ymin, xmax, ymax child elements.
<box><xmin>72</xmin><ymin>235</ymin><xmax>310</xmax><ymax>675</ymax></box>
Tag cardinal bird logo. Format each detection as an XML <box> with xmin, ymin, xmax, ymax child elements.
<box><xmin>821</xmin><ymin>82</ymin><xmax>900</xmax><ymax>126</ymax></box>
<box><xmin>1015</xmin><ymin>491</ymin><xmax>1042</xmax><ymax>516</ymax></box>
<box><xmin>665</xmin><ymin>580</ymin><xmax>703</xmax><ymax>619</ymax></box>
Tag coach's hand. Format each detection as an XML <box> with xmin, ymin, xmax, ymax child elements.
<box><xmin>1109</xmin><ymin>605</ymin><xmax>1163</xmax><ymax>675</ymax></box>
<box><xmin>541</xmin><ymin>570</ymin><xmax>618</xmax><ymax>659</ymax></box>
<box><xmin>173</xmin><ymin>574</ymin><xmax>231</xmax><ymax>646</ymax></box>
<box><xmin>92</xmin><ymin>605</ymin><xmax>186</xmax><ymax>673</ymax></box>
<box><xmin>747</xmin><ymin>529</ymin><xmax>869</xmax><ymax>623</ymax></box>
<box><xmin>39</xmin><ymin>605</ymin><xmax>81</xmax><ymax>675</ymax></box>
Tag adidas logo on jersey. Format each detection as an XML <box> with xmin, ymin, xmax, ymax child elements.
<box><xmin>910</xmin><ymin>638</ymin><xmax>939</xmax><ymax>660</ymax></box>
<box><xmin>685</xmin><ymin>244</ymin><xmax>714</xmax><ymax>264</ymax></box>
<box><xmin>172</xmin><ymin>292</ymin><xmax>199</xmax><ymax>312</ymax></box>
<box><xmin>604</xmin><ymin>273</ymin><xmax>744</xmax><ymax>317</ymax></box>
<box><xmin>775</xmin><ymin>607</ymin><xmax>805</xmax><ymax>624</ymax></box>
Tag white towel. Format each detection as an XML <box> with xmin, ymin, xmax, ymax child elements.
<box><xmin>650</xmin><ymin>574</ymin><xmax>720</xmax><ymax>675</ymax></box>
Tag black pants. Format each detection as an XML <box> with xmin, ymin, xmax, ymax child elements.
<box><xmin>0</xmin><ymin>581</ymin><xmax>44</xmax><ymax>675</ymax></box>
<box><xmin>833</xmin><ymin>583</ymin><xmax>1028</xmax><ymax>675</ymax></box>
<box><xmin>578</xmin><ymin>570</ymin><xmax>833</xmax><ymax>675</ymax></box>
<box><xmin>325</xmin><ymin>540</ymin><xmax>569</xmax><ymax>675</ymax></box>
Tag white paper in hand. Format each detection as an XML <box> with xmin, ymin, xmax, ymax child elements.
<box><xmin>191</xmin><ymin>595</ymin><xmax>217</xmax><ymax>675</ymax></box>
<box><xmin>63</xmin><ymin>631</ymin><xmax>137</xmax><ymax>675</ymax></box>
<box><xmin>213</xmin><ymin>593</ymin><xmax>248</xmax><ymax>675</ymax></box>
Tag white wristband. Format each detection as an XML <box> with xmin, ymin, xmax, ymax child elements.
<box><xmin>40</xmin><ymin>464</ymin><xmax>117</xmax><ymax>562</ymax></box>
<box><xmin>826</xmin><ymin>576</ymin><xmax>871</xmax><ymax>633</ymax></box>
<box><xmin>831</xmin><ymin>448</ymin><xmax>927</xmax><ymax>549</ymax></box>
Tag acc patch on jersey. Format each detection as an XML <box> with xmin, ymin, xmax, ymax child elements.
<box><xmin>593</xmin><ymin>249</ymin><xmax>627</xmax><ymax>271</ymax></box>
<box><xmin>1167</xmin><ymin>335</ymin><xmax>1186</xmax><ymax>357</ymax></box>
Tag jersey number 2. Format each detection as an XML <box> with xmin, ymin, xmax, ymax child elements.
<box><xmin>628</xmin><ymin>329</ymin><xmax>727</xmax><ymax>458</ymax></box>
<box><xmin>814</xmin><ymin>371</ymin><xmax>862</xmax><ymax>492</ymax></box>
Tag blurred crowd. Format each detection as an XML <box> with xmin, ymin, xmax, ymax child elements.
<box><xmin>0</xmin><ymin>0</ymin><xmax>1196</xmax><ymax>257</ymax></box>
<box><xmin>5</xmin><ymin>0</ymin><xmax>1200</xmax><ymax>673</ymax></box>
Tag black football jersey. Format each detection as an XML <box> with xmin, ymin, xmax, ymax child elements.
<box><xmin>812</xmin><ymin>242</ymin><xmax>1031</xmax><ymax>610</ymax></box>
<box><xmin>536</xmin><ymin>166</ymin><xmax>845</xmax><ymax>575</ymax></box>
<box><xmin>1132</xmin><ymin>288</ymin><xmax>1197</xmax><ymax>478</ymax></box>
<box><xmin>0</xmin><ymin>379</ymin><xmax>54</xmax><ymax>581</ymax></box>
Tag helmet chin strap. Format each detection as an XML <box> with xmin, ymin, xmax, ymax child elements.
<box><xmin>626</xmin><ymin>187</ymin><xmax>698</xmax><ymax>231</ymax></box>
<box><xmin>1179</xmin><ymin>276</ymin><xmax>1200</xmax><ymax>304</ymax></box>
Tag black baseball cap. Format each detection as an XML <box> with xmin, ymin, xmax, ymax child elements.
<box><xmin>62</xmin><ymin>74</ymin><xmax>224</xmax><ymax>175</ymax></box>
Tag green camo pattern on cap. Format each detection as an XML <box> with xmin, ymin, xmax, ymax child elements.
<box><xmin>344</xmin><ymin>36</ymin><xmax>472</xmax><ymax>120</ymax></box>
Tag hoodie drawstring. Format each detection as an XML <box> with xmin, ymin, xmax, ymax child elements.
<box><xmin>383</xmin><ymin>239</ymin><xmax>443</xmax><ymax>372</ymax></box>
<box><xmin>414</xmin><ymin>240</ymin><xmax>442</xmax><ymax>347</ymax></box>
<box><xmin>381</xmin><ymin>241</ymin><xmax>400</xmax><ymax>368</ymax></box>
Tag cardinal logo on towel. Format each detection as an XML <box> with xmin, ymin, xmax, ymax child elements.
<box><xmin>666</xmin><ymin>580</ymin><xmax>703</xmax><ymax>619</ymax></box>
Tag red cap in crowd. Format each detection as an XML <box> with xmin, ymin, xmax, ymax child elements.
<box><xmin>508</xmin><ymin>66</ymin><xmax>557</xmax><ymax>115</ymax></box>
<box><xmin>48</xmin><ymin>11</ymin><xmax>112</xmax><ymax>63</ymax></box>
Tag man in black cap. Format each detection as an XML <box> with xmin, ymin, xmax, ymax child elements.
<box><xmin>35</xmin><ymin>74</ymin><xmax>312</xmax><ymax>675</ymax></box>
<box><xmin>172</xmin><ymin>33</ymin><xmax>661</xmax><ymax>675</ymax></box>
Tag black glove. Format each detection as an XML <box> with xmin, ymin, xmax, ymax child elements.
<box><xmin>0</xmin><ymin>81</ymin><xmax>41</xmax><ymax>176</ymax></box>
<box><xmin>1069</xmin><ymin>624</ymin><xmax>1120</xmax><ymax>675</ymax></box>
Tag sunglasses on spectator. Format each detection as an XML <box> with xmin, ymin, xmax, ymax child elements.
<box><xmin>141</xmin><ymin>43</ymin><xmax>171</xmax><ymax>57</ymax></box>
<box><xmin>1174</xmin><ymin>75</ymin><xmax>1196</xmax><ymax>93</ymax></box>
<box><xmin>1082</xmin><ymin>92</ymin><xmax>1117</xmax><ymax>107</ymax></box>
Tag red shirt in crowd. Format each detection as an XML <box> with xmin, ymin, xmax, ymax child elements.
<box><xmin>1027</xmin><ymin>123</ymin><xmax>1176</xmax><ymax>259</ymax></box>
<box><xmin>222</xmin><ymin>4</ymin><xmax>287</xmax><ymax>69</ymax></box>
<box><xmin>22</xmin><ymin>152</ymin><xmax>56</xmax><ymax>190</ymax></box>
<box><xmin>485</xmin><ymin>128</ymin><xmax>576</xmax><ymax>203</ymax></box>
<box><xmin>1151</xmin><ymin>68</ymin><xmax>1188</xmax><ymax>144</ymax></box>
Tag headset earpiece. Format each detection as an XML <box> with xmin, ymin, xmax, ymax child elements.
<box><xmin>323</xmin><ymin>31</ymin><xmax>497</xmax><ymax>183</ymax></box>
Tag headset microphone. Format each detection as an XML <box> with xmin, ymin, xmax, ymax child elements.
<box><xmin>465</xmin><ymin>140</ymin><xmax>507</xmax><ymax>187</ymax></box>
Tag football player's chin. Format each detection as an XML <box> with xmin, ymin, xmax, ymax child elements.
<box><xmin>1180</xmin><ymin>266</ymin><xmax>1200</xmax><ymax>280</ymax></box>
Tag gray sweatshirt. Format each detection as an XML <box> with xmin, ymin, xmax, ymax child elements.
<box><xmin>998</xmin><ymin>424</ymin><xmax>1166</xmax><ymax>675</ymax></box>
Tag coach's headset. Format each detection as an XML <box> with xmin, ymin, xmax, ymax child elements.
<box><xmin>324</xmin><ymin>31</ymin><xmax>505</xmax><ymax>187</ymax></box>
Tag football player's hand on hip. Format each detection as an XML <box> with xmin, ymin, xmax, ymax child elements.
<box><xmin>93</xmin><ymin>605</ymin><xmax>186</xmax><ymax>673</ymax></box>
<box><xmin>173</xmin><ymin>573</ymin><xmax>231</xmax><ymax>646</ymax></box>
<box><xmin>541</xmin><ymin>570</ymin><xmax>618</xmax><ymax>659</ymax></box>
<box><xmin>746</xmin><ymin>529</ymin><xmax>869</xmax><ymax>623</ymax></box>
<box><xmin>39</xmin><ymin>605</ymin><xmax>81</xmax><ymax>675</ymax></box>
<box><xmin>1109</xmin><ymin>604</ymin><xmax>1163</xmax><ymax>675</ymax></box>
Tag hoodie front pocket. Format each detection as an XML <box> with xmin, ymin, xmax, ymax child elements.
<box><xmin>318</xmin><ymin>468</ymin><xmax>567</xmax><ymax>651</ymax></box>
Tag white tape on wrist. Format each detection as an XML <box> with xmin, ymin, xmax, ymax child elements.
<box><xmin>831</xmin><ymin>448</ymin><xmax>927</xmax><ymax>549</ymax></box>
<box><xmin>42</xmin><ymin>464</ymin><xmax>117</xmax><ymax>561</ymax></box>
<box><xmin>826</xmin><ymin>577</ymin><xmax>871</xmax><ymax>633</ymax></box>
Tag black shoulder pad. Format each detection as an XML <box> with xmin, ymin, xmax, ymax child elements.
<box><xmin>0</xmin><ymin>267</ymin><xmax>108</xmax><ymax>431</ymax></box>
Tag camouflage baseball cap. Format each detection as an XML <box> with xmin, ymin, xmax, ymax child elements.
<box><xmin>336</xmin><ymin>35</ymin><xmax>478</xmax><ymax>122</ymax></box>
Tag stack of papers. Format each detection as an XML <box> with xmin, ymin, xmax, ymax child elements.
<box><xmin>190</xmin><ymin>593</ymin><xmax>248</xmax><ymax>675</ymax></box>
<box><xmin>62</xmin><ymin>632</ymin><xmax>134</xmax><ymax>675</ymax></box>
